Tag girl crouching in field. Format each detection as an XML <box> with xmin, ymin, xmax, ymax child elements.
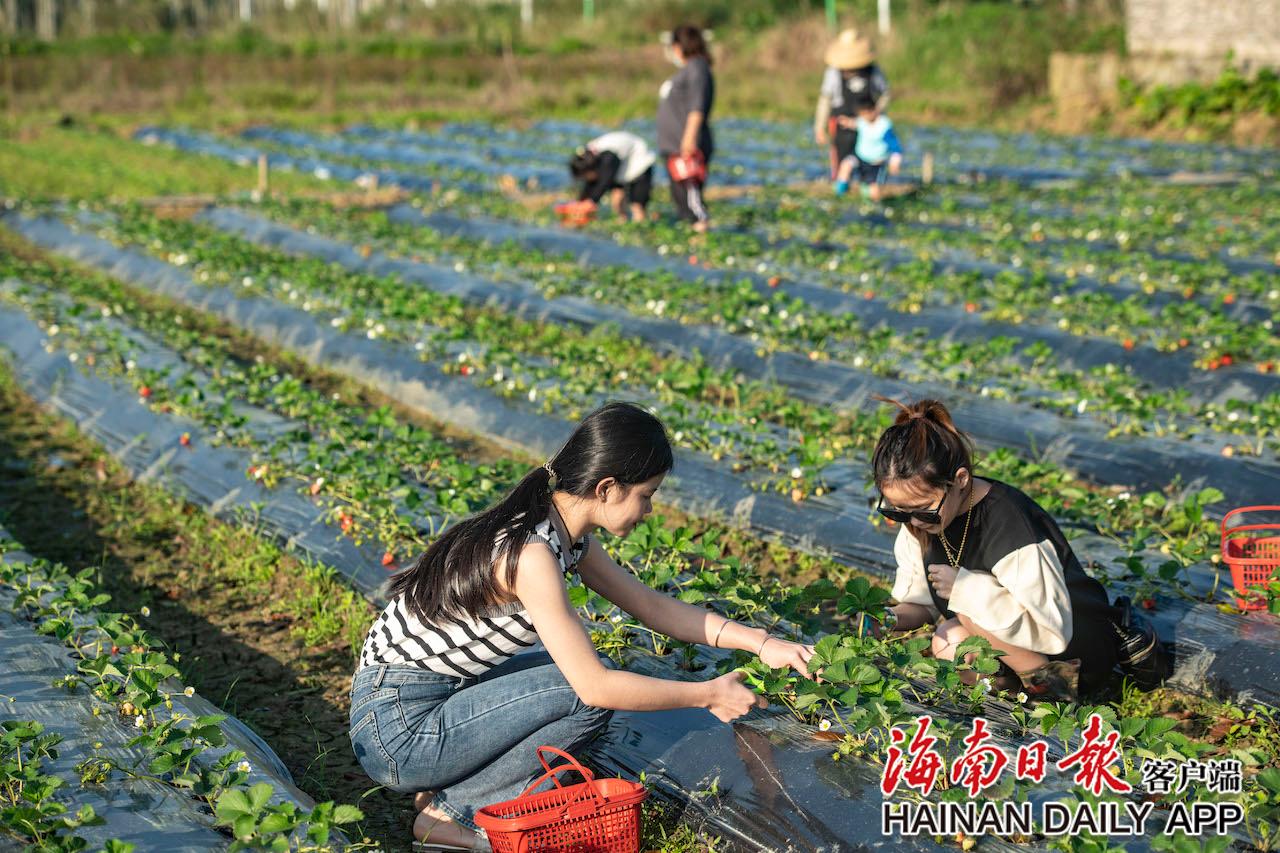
<box><xmin>865</xmin><ymin>398</ymin><xmax>1122</xmax><ymax>701</ymax></box>
<box><xmin>349</xmin><ymin>402</ymin><xmax>814</xmax><ymax>851</ymax></box>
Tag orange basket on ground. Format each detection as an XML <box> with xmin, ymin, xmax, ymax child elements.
<box><xmin>474</xmin><ymin>746</ymin><xmax>647</xmax><ymax>853</ymax></box>
<box><xmin>1221</xmin><ymin>506</ymin><xmax>1280</xmax><ymax>610</ymax></box>
<box><xmin>553</xmin><ymin>200</ymin><xmax>597</xmax><ymax>228</ymax></box>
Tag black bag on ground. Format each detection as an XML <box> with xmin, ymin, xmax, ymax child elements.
<box><xmin>1111</xmin><ymin>595</ymin><xmax>1171</xmax><ymax>688</ymax></box>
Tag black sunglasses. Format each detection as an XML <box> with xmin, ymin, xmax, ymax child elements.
<box><xmin>876</xmin><ymin>483</ymin><xmax>952</xmax><ymax>525</ymax></box>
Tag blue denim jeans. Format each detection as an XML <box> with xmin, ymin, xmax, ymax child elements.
<box><xmin>348</xmin><ymin>652</ymin><xmax>613</xmax><ymax>830</ymax></box>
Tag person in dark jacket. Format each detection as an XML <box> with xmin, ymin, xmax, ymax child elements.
<box><xmin>814</xmin><ymin>29</ymin><xmax>890</xmax><ymax>181</ymax></box>
<box><xmin>568</xmin><ymin>131</ymin><xmax>656</xmax><ymax>223</ymax></box>
<box><xmin>657</xmin><ymin>24</ymin><xmax>715</xmax><ymax>232</ymax></box>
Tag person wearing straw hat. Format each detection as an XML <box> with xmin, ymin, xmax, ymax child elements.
<box><xmin>814</xmin><ymin>28</ymin><xmax>890</xmax><ymax>181</ymax></box>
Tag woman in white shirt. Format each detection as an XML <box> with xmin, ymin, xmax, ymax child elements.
<box><xmin>568</xmin><ymin>131</ymin><xmax>656</xmax><ymax>222</ymax></box>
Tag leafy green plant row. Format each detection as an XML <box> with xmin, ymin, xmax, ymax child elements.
<box><xmin>1</xmin><ymin>717</ymin><xmax>128</xmax><ymax>853</ymax></box>
<box><xmin>456</xmin><ymin>186</ymin><xmax>1280</xmax><ymax>371</ymax></box>
<box><xmin>246</xmin><ymin>199</ymin><xmax>1279</xmax><ymax>454</ymax></box>
<box><xmin>734</xmin><ymin>183</ymin><xmax>1279</xmax><ymax>298</ymax></box>
<box><xmin>0</xmin><ymin>540</ymin><xmax>367</xmax><ymax>852</ymax></box>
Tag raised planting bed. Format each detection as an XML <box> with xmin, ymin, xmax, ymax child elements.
<box><xmin>392</xmin><ymin>205</ymin><xmax>1280</xmax><ymax>409</ymax></box>
<box><xmin>0</xmin><ymin>525</ymin><xmax>359</xmax><ymax>852</ymax></box>
<box><xmin>177</xmin><ymin>206</ymin><xmax>1280</xmax><ymax>508</ymax></box>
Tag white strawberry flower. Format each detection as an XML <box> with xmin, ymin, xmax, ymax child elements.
<box><xmin>237</xmin><ymin>760</ymin><xmax>252</xmax><ymax>774</ymax></box>
<box><xmin>183</xmin><ymin>686</ymin><xmax>195</xmax><ymax>697</ymax></box>
<box><xmin>140</xmin><ymin>606</ymin><xmax>151</xmax><ymax>617</ymax></box>
<box><xmin>790</xmin><ymin>467</ymin><xmax>803</xmax><ymax>480</ymax></box>
<box><xmin>818</xmin><ymin>718</ymin><xmax>832</xmax><ymax>732</ymax></box>
<box><xmin>1016</xmin><ymin>692</ymin><xmax>1028</xmax><ymax>704</ymax></box>
<box><xmin>134</xmin><ymin>715</ymin><xmax>146</xmax><ymax>728</ymax></box>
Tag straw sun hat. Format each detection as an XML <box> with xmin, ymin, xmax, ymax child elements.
<box><xmin>824</xmin><ymin>28</ymin><xmax>875</xmax><ymax>70</ymax></box>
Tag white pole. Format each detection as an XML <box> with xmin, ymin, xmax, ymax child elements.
<box><xmin>520</xmin><ymin>0</ymin><xmax>532</xmax><ymax>29</ymax></box>
<box><xmin>878</xmin><ymin>0</ymin><xmax>890</xmax><ymax>36</ymax></box>
<box><xmin>239</xmin><ymin>0</ymin><xmax>251</xmax><ymax>23</ymax></box>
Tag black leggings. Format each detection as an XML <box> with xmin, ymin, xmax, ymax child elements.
<box><xmin>667</xmin><ymin>150</ymin><xmax>712</xmax><ymax>224</ymax></box>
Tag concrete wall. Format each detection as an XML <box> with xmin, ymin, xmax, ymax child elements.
<box><xmin>1126</xmin><ymin>0</ymin><xmax>1280</xmax><ymax>67</ymax></box>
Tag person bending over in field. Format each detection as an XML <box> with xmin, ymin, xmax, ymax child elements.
<box><xmin>858</xmin><ymin>398</ymin><xmax>1122</xmax><ymax>701</ymax></box>
<box><xmin>349</xmin><ymin>402</ymin><xmax>814</xmax><ymax>852</ymax></box>
<box><xmin>567</xmin><ymin>130</ymin><xmax>656</xmax><ymax>223</ymax></box>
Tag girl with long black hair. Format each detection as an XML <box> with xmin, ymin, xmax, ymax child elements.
<box><xmin>349</xmin><ymin>402</ymin><xmax>814</xmax><ymax>851</ymax></box>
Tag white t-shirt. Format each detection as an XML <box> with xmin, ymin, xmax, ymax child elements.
<box><xmin>588</xmin><ymin>131</ymin><xmax>657</xmax><ymax>184</ymax></box>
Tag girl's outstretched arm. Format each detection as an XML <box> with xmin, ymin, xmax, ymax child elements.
<box><xmin>576</xmin><ymin>539</ymin><xmax>814</xmax><ymax>677</ymax></box>
<box><xmin>516</xmin><ymin>542</ymin><xmax>765</xmax><ymax>721</ymax></box>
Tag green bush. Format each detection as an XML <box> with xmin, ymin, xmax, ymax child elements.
<box><xmin>1120</xmin><ymin>66</ymin><xmax>1280</xmax><ymax>131</ymax></box>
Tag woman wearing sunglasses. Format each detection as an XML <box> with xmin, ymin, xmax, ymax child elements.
<box><xmin>865</xmin><ymin>398</ymin><xmax>1122</xmax><ymax>700</ymax></box>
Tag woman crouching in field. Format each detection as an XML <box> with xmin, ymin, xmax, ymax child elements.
<box><xmin>349</xmin><ymin>402</ymin><xmax>814</xmax><ymax>851</ymax></box>
<box><xmin>864</xmin><ymin>398</ymin><xmax>1122</xmax><ymax>700</ymax></box>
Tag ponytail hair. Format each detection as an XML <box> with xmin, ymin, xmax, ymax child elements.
<box><xmin>871</xmin><ymin>397</ymin><xmax>974</xmax><ymax>492</ymax></box>
<box><xmin>672</xmin><ymin>24</ymin><xmax>712</xmax><ymax>66</ymax></box>
<box><xmin>388</xmin><ymin>402</ymin><xmax>674</xmax><ymax>624</ymax></box>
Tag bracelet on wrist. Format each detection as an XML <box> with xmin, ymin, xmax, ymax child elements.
<box><xmin>712</xmin><ymin>618</ymin><xmax>732</xmax><ymax>649</ymax></box>
<box><xmin>756</xmin><ymin>633</ymin><xmax>772</xmax><ymax>657</ymax></box>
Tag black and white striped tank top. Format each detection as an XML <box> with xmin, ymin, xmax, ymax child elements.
<box><xmin>358</xmin><ymin>518</ymin><xmax>589</xmax><ymax>678</ymax></box>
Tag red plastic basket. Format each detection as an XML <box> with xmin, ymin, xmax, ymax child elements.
<box><xmin>553</xmin><ymin>200</ymin><xmax>597</xmax><ymax>228</ymax></box>
<box><xmin>666</xmin><ymin>152</ymin><xmax>707</xmax><ymax>184</ymax></box>
<box><xmin>474</xmin><ymin>746</ymin><xmax>647</xmax><ymax>853</ymax></box>
<box><xmin>1221</xmin><ymin>505</ymin><xmax>1280</xmax><ymax>610</ymax></box>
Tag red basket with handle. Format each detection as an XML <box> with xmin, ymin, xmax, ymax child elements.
<box><xmin>474</xmin><ymin>746</ymin><xmax>647</xmax><ymax>853</ymax></box>
<box><xmin>666</xmin><ymin>151</ymin><xmax>707</xmax><ymax>184</ymax></box>
<box><xmin>1221</xmin><ymin>505</ymin><xmax>1280</xmax><ymax>610</ymax></box>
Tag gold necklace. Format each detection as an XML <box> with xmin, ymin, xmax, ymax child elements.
<box><xmin>939</xmin><ymin>485</ymin><xmax>975</xmax><ymax>569</ymax></box>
